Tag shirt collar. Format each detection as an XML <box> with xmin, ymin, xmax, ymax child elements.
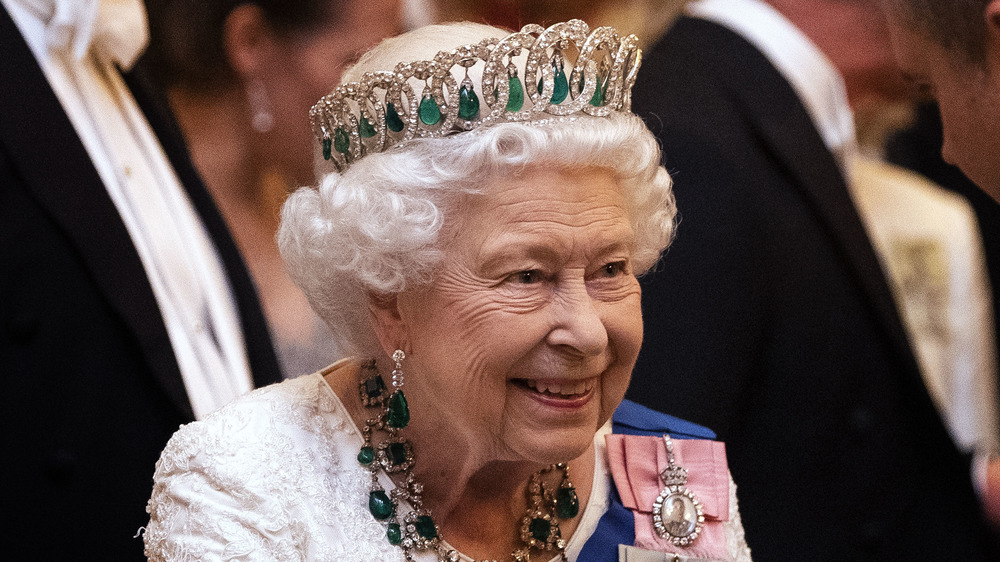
<box><xmin>2</xmin><ymin>0</ymin><xmax>147</xmax><ymax>69</ymax></box>
<box><xmin>686</xmin><ymin>0</ymin><xmax>857</xmax><ymax>169</ymax></box>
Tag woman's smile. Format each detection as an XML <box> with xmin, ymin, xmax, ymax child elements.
<box><xmin>512</xmin><ymin>376</ymin><xmax>598</xmax><ymax>408</ymax></box>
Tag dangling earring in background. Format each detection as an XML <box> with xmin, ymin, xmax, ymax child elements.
<box><xmin>246</xmin><ymin>78</ymin><xmax>274</xmax><ymax>133</ymax></box>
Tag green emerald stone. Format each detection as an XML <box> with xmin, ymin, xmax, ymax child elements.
<box><xmin>387</xmin><ymin>523</ymin><xmax>402</xmax><ymax>545</ymax></box>
<box><xmin>386</xmin><ymin>103</ymin><xmax>404</xmax><ymax>132</ymax></box>
<box><xmin>357</xmin><ymin>446</ymin><xmax>374</xmax><ymax>465</ymax></box>
<box><xmin>368</xmin><ymin>490</ymin><xmax>394</xmax><ymax>520</ymax></box>
<box><xmin>415</xmin><ymin>515</ymin><xmax>438</xmax><ymax>539</ymax></box>
<box><xmin>458</xmin><ymin>84</ymin><xmax>480</xmax><ymax>120</ymax></box>
<box><xmin>387</xmin><ymin>390</ymin><xmax>409</xmax><ymax>428</ymax></box>
<box><xmin>358</xmin><ymin>116</ymin><xmax>376</xmax><ymax>138</ymax></box>
<box><xmin>418</xmin><ymin>94</ymin><xmax>441</xmax><ymax>125</ymax></box>
<box><xmin>556</xmin><ymin>487</ymin><xmax>579</xmax><ymax>518</ymax></box>
<box><xmin>322</xmin><ymin>137</ymin><xmax>332</xmax><ymax>160</ymax></box>
<box><xmin>333</xmin><ymin>127</ymin><xmax>350</xmax><ymax>154</ymax></box>
<box><xmin>538</xmin><ymin>68</ymin><xmax>569</xmax><ymax>104</ymax></box>
<box><xmin>506</xmin><ymin>74</ymin><xmax>524</xmax><ymax>112</ymax></box>
<box><xmin>387</xmin><ymin>441</ymin><xmax>408</xmax><ymax>465</ymax></box>
<box><xmin>529</xmin><ymin>517</ymin><xmax>551</xmax><ymax>542</ymax></box>
<box><xmin>551</xmin><ymin>67</ymin><xmax>569</xmax><ymax>104</ymax></box>
<box><xmin>590</xmin><ymin>78</ymin><xmax>606</xmax><ymax>107</ymax></box>
<box><xmin>363</xmin><ymin>375</ymin><xmax>386</xmax><ymax>399</ymax></box>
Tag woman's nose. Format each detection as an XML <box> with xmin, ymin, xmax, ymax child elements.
<box><xmin>546</xmin><ymin>284</ymin><xmax>609</xmax><ymax>356</ymax></box>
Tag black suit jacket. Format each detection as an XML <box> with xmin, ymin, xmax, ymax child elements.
<box><xmin>627</xmin><ymin>17</ymin><xmax>995</xmax><ymax>560</ymax></box>
<box><xmin>0</xmin><ymin>8</ymin><xmax>282</xmax><ymax>558</ymax></box>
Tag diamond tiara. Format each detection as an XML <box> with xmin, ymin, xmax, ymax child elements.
<box><xmin>309</xmin><ymin>19</ymin><xmax>642</xmax><ymax>172</ymax></box>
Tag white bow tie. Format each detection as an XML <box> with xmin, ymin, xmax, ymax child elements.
<box><xmin>14</xmin><ymin>0</ymin><xmax>148</xmax><ymax>69</ymax></box>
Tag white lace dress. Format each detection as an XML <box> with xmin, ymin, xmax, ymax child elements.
<box><xmin>143</xmin><ymin>372</ymin><xmax>751</xmax><ymax>561</ymax></box>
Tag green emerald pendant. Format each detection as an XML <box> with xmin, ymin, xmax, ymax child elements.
<box><xmin>358</xmin><ymin>115</ymin><xmax>376</xmax><ymax>138</ymax></box>
<box><xmin>368</xmin><ymin>490</ymin><xmax>394</xmax><ymax>520</ymax></box>
<box><xmin>322</xmin><ymin>137</ymin><xmax>332</xmax><ymax>160</ymax></box>
<box><xmin>333</xmin><ymin>127</ymin><xmax>350</xmax><ymax>154</ymax></box>
<box><xmin>458</xmin><ymin>83</ymin><xmax>480</xmax><ymax>120</ymax></box>
<box><xmin>556</xmin><ymin>487</ymin><xmax>580</xmax><ymax>518</ymax></box>
<box><xmin>537</xmin><ymin>66</ymin><xmax>568</xmax><ymax>104</ymax></box>
<box><xmin>552</xmin><ymin>67</ymin><xmax>569</xmax><ymax>104</ymax></box>
<box><xmin>506</xmin><ymin>74</ymin><xmax>524</xmax><ymax>112</ymax></box>
<box><xmin>386</xmin><ymin>102</ymin><xmax>405</xmax><ymax>132</ymax></box>
<box><xmin>418</xmin><ymin>93</ymin><xmax>441</xmax><ymax>125</ymax></box>
<box><xmin>590</xmin><ymin>76</ymin><xmax>607</xmax><ymax>107</ymax></box>
<box><xmin>386</xmin><ymin>390</ymin><xmax>409</xmax><ymax>428</ymax></box>
<box><xmin>357</xmin><ymin>446</ymin><xmax>374</xmax><ymax>465</ymax></box>
<box><xmin>387</xmin><ymin>523</ymin><xmax>402</xmax><ymax>545</ymax></box>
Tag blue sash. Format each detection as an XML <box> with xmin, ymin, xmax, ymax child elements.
<box><xmin>577</xmin><ymin>400</ymin><xmax>715</xmax><ymax>561</ymax></box>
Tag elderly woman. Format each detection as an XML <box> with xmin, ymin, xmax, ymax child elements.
<box><xmin>143</xmin><ymin>20</ymin><xmax>752</xmax><ymax>562</ymax></box>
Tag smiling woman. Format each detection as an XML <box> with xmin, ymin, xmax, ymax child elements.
<box><xmin>142</xmin><ymin>20</ymin><xmax>753</xmax><ymax>562</ymax></box>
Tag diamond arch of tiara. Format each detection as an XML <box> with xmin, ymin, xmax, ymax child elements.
<box><xmin>309</xmin><ymin>19</ymin><xmax>642</xmax><ymax>172</ymax></box>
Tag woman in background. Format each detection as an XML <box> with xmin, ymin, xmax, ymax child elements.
<box><xmin>144</xmin><ymin>0</ymin><xmax>403</xmax><ymax>376</ymax></box>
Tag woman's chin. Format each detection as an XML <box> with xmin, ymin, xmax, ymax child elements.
<box><xmin>504</xmin><ymin>413</ymin><xmax>603</xmax><ymax>465</ymax></box>
<box><xmin>521</xmin><ymin>434</ymin><xmax>595</xmax><ymax>467</ymax></box>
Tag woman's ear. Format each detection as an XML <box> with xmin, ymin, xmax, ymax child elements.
<box><xmin>222</xmin><ymin>3</ymin><xmax>277</xmax><ymax>79</ymax></box>
<box><xmin>368</xmin><ymin>291</ymin><xmax>409</xmax><ymax>357</ymax></box>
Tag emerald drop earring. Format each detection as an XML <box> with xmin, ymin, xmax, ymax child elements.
<box><xmin>387</xmin><ymin>349</ymin><xmax>410</xmax><ymax>429</ymax></box>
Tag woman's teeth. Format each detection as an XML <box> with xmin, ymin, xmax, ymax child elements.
<box><xmin>524</xmin><ymin>379</ymin><xmax>594</xmax><ymax>396</ymax></box>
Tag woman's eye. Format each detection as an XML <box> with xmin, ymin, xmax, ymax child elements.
<box><xmin>510</xmin><ymin>270</ymin><xmax>542</xmax><ymax>284</ymax></box>
<box><xmin>599</xmin><ymin>261</ymin><xmax>627</xmax><ymax>277</ymax></box>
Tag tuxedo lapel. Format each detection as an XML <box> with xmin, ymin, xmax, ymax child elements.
<box><xmin>0</xmin><ymin>7</ymin><xmax>194</xmax><ymax>419</ymax></box>
<box><xmin>697</xmin><ymin>17</ymin><xmax>920</xmax><ymax>376</ymax></box>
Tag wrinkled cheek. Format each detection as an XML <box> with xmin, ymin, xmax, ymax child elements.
<box><xmin>599</xmin><ymin>366</ymin><xmax>632</xmax><ymax>426</ymax></box>
<box><xmin>617</xmin><ymin>300</ymin><xmax>645</xmax><ymax>367</ymax></box>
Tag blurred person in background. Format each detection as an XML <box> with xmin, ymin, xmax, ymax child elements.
<box><xmin>0</xmin><ymin>0</ymin><xmax>282</xmax><ymax>557</ymax></box>
<box><xmin>881</xmin><ymin>0</ymin><xmax>1000</xmax><ymax>530</ymax></box>
<box><xmin>431</xmin><ymin>0</ymin><xmax>687</xmax><ymax>49</ymax></box>
<box><xmin>628</xmin><ymin>0</ymin><xmax>999</xmax><ymax>559</ymax></box>
<box><xmin>143</xmin><ymin>0</ymin><xmax>404</xmax><ymax>377</ymax></box>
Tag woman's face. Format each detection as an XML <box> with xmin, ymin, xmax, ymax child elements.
<box><xmin>391</xmin><ymin>167</ymin><xmax>643</xmax><ymax>466</ymax></box>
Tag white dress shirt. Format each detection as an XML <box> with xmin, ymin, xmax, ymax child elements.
<box><xmin>2</xmin><ymin>0</ymin><xmax>254</xmax><ymax>418</ymax></box>
<box><xmin>688</xmin><ymin>0</ymin><xmax>1000</xmax><ymax>482</ymax></box>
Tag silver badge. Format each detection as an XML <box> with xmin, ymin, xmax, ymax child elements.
<box><xmin>651</xmin><ymin>435</ymin><xmax>704</xmax><ymax>546</ymax></box>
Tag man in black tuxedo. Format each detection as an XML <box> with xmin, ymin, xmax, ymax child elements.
<box><xmin>0</xmin><ymin>1</ymin><xmax>281</xmax><ymax>558</ymax></box>
<box><xmin>882</xmin><ymin>0</ymin><xmax>1000</xmax><ymax>528</ymax></box>
<box><xmin>627</xmin><ymin>0</ymin><xmax>997</xmax><ymax>559</ymax></box>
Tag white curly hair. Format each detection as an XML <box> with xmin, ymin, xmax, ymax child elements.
<box><xmin>278</xmin><ymin>22</ymin><xmax>677</xmax><ymax>357</ymax></box>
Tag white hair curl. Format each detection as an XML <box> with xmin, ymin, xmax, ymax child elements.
<box><xmin>278</xmin><ymin>22</ymin><xmax>676</xmax><ymax>357</ymax></box>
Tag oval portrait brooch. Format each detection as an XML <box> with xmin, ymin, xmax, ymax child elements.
<box><xmin>651</xmin><ymin>435</ymin><xmax>705</xmax><ymax>546</ymax></box>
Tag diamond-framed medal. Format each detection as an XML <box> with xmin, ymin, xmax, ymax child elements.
<box><xmin>651</xmin><ymin>435</ymin><xmax>705</xmax><ymax>546</ymax></box>
<box><xmin>652</xmin><ymin>484</ymin><xmax>705</xmax><ymax>546</ymax></box>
